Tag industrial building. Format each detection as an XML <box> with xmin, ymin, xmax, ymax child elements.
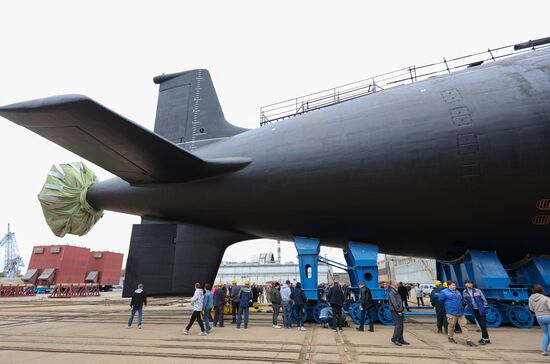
<box><xmin>215</xmin><ymin>252</ymin><xmax>333</xmax><ymax>285</ymax></box>
<box><xmin>23</xmin><ymin>244</ymin><xmax>123</xmax><ymax>287</ymax></box>
<box><xmin>378</xmin><ymin>254</ymin><xmax>436</xmax><ymax>283</ymax></box>
<box><xmin>215</xmin><ymin>249</ymin><xmax>436</xmax><ymax>287</ymax></box>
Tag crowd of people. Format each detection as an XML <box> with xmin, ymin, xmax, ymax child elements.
<box><xmin>126</xmin><ymin>279</ymin><xmax>550</xmax><ymax>356</ymax></box>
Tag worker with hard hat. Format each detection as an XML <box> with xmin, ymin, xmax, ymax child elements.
<box><xmin>236</xmin><ymin>280</ymin><xmax>253</xmax><ymax>329</ymax></box>
<box><xmin>430</xmin><ymin>280</ymin><xmax>448</xmax><ymax>334</ymax></box>
<box><xmin>229</xmin><ymin>279</ymin><xmax>241</xmax><ymax>324</ymax></box>
<box><xmin>439</xmin><ymin>280</ymin><xmax>476</xmax><ymax>346</ymax></box>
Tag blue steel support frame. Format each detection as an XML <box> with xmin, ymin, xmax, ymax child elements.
<box><xmin>507</xmin><ymin>256</ymin><xmax>550</xmax><ymax>293</ymax></box>
<box><xmin>436</xmin><ymin>250</ymin><xmax>528</xmax><ymax>301</ymax></box>
<box><xmin>293</xmin><ymin>236</ymin><xmax>321</xmax><ymax>300</ymax></box>
<box><xmin>441</xmin><ymin>250</ymin><xmax>510</xmax><ymax>288</ymax></box>
<box><xmin>343</xmin><ymin>242</ymin><xmax>379</xmax><ymax>289</ymax></box>
<box><xmin>436</xmin><ymin>249</ymin><xmax>537</xmax><ymax>328</ymax></box>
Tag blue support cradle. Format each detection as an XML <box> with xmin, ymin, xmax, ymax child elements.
<box><xmin>437</xmin><ymin>250</ymin><xmax>533</xmax><ymax>328</ymax></box>
<box><xmin>293</xmin><ymin>236</ymin><xmax>321</xmax><ymax>301</ymax></box>
<box><xmin>343</xmin><ymin>242</ymin><xmax>379</xmax><ymax>289</ymax></box>
<box><xmin>506</xmin><ymin>255</ymin><xmax>550</xmax><ymax>294</ymax></box>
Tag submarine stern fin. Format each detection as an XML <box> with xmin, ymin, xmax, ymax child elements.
<box><xmin>0</xmin><ymin>95</ymin><xmax>251</xmax><ymax>185</ymax></box>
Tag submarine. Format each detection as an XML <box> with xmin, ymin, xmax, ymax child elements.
<box><xmin>1</xmin><ymin>37</ymin><xmax>550</xmax><ymax>295</ymax></box>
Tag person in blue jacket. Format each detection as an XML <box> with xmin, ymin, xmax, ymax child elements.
<box><xmin>203</xmin><ymin>283</ymin><xmax>214</xmax><ymax>333</ymax></box>
<box><xmin>237</xmin><ymin>280</ymin><xmax>253</xmax><ymax>329</ymax></box>
<box><xmin>439</xmin><ymin>280</ymin><xmax>476</xmax><ymax>347</ymax></box>
<box><xmin>319</xmin><ymin>306</ymin><xmax>333</xmax><ymax>328</ymax></box>
<box><xmin>463</xmin><ymin>280</ymin><xmax>490</xmax><ymax>345</ymax></box>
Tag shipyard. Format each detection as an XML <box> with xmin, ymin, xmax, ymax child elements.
<box><xmin>0</xmin><ymin>292</ymin><xmax>548</xmax><ymax>363</ymax></box>
<box><xmin>1</xmin><ymin>2</ymin><xmax>550</xmax><ymax>363</ymax></box>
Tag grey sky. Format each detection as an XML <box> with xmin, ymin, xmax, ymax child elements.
<box><xmin>0</xmin><ymin>1</ymin><xmax>548</xmax><ymax>270</ymax></box>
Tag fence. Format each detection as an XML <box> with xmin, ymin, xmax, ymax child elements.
<box><xmin>260</xmin><ymin>37</ymin><xmax>550</xmax><ymax>126</ymax></box>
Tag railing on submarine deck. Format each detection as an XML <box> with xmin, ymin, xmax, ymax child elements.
<box><xmin>259</xmin><ymin>37</ymin><xmax>550</xmax><ymax>126</ymax></box>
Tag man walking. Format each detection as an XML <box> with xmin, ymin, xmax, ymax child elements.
<box><xmin>230</xmin><ymin>280</ymin><xmax>241</xmax><ymax>324</ymax></box>
<box><xmin>203</xmin><ymin>283</ymin><xmax>213</xmax><ymax>333</ymax></box>
<box><xmin>357</xmin><ymin>281</ymin><xmax>375</xmax><ymax>332</ymax></box>
<box><xmin>281</xmin><ymin>280</ymin><xmax>293</xmax><ymax>328</ymax></box>
<box><xmin>183</xmin><ymin>283</ymin><xmax>207</xmax><ymax>336</ymax></box>
<box><xmin>237</xmin><ymin>280</ymin><xmax>253</xmax><ymax>329</ymax></box>
<box><xmin>439</xmin><ymin>280</ymin><xmax>475</xmax><ymax>346</ymax></box>
<box><xmin>271</xmin><ymin>282</ymin><xmax>282</xmax><ymax>328</ymax></box>
<box><xmin>327</xmin><ymin>281</ymin><xmax>345</xmax><ymax>331</ymax></box>
<box><xmin>213</xmin><ymin>282</ymin><xmax>225</xmax><ymax>327</ymax></box>
<box><xmin>463</xmin><ymin>280</ymin><xmax>490</xmax><ymax>345</ymax></box>
<box><xmin>127</xmin><ymin>283</ymin><xmax>147</xmax><ymax>329</ymax></box>
<box><xmin>388</xmin><ymin>280</ymin><xmax>409</xmax><ymax>346</ymax></box>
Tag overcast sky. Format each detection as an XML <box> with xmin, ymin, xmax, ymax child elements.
<box><xmin>0</xmin><ymin>1</ymin><xmax>548</xmax><ymax>271</ymax></box>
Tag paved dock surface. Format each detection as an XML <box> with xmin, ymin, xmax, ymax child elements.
<box><xmin>0</xmin><ymin>293</ymin><xmax>547</xmax><ymax>363</ymax></box>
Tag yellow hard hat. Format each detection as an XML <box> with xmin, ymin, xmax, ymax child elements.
<box><xmin>443</xmin><ymin>282</ymin><xmax>448</xmax><ymax>288</ymax></box>
<box><xmin>231</xmin><ymin>279</ymin><xmax>237</xmax><ymax>284</ymax></box>
<box><xmin>244</xmin><ymin>280</ymin><xmax>250</xmax><ymax>285</ymax></box>
<box><xmin>435</xmin><ymin>280</ymin><xmax>442</xmax><ymax>286</ymax></box>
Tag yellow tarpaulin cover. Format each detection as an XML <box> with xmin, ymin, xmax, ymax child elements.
<box><xmin>38</xmin><ymin>162</ymin><xmax>103</xmax><ymax>237</ymax></box>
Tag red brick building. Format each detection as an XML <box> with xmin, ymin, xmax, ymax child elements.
<box><xmin>23</xmin><ymin>245</ymin><xmax>123</xmax><ymax>287</ymax></box>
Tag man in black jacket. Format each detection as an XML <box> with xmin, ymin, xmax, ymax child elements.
<box><xmin>127</xmin><ymin>283</ymin><xmax>147</xmax><ymax>329</ymax></box>
<box><xmin>251</xmin><ymin>284</ymin><xmax>259</xmax><ymax>305</ymax></box>
<box><xmin>388</xmin><ymin>280</ymin><xmax>409</xmax><ymax>346</ymax></box>
<box><xmin>213</xmin><ymin>282</ymin><xmax>226</xmax><ymax>327</ymax></box>
<box><xmin>327</xmin><ymin>281</ymin><xmax>345</xmax><ymax>331</ymax></box>
<box><xmin>431</xmin><ymin>280</ymin><xmax>447</xmax><ymax>333</ymax></box>
<box><xmin>291</xmin><ymin>282</ymin><xmax>308</xmax><ymax>331</ymax></box>
<box><xmin>397</xmin><ymin>282</ymin><xmax>411</xmax><ymax>312</ymax></box>
<box><xmin>357</xmin><ymin>282</ymin><xmax>375</xmax><ymax>332</ymax></box>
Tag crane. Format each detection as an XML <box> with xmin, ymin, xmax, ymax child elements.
<box><xmin>0</xmin><ymin>224</ymin><xmax>24</xmax><ymax>278</ymax></box>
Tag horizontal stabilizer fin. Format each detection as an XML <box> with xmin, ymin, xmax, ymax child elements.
<box><xmin>0</xmin><ymin>95</ymin><xmax>251</xmax><ymax>184</ymax></box>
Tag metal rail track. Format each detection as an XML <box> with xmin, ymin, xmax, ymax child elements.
<box><xmin>0</xmin><ymin>345</ymin><xmax>301</xmax><ymax>363</ymax></box>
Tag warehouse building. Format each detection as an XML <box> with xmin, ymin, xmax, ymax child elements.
<box><xmin>378</xmin><ymin>254</ymin><xmax>436</xmax><ymax>283</ymax></box>
<box><xmin>22</xmin><ymin>244</ymin><xmax>123</xmax><ymax>287</ymax></box>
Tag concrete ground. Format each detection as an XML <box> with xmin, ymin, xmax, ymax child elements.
<box><xmin>0</xmin><ymin>292</ymin><xmax>547</xmax><ymax>363</ymax></box>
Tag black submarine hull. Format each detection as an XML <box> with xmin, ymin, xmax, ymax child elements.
<box><xmin>88</xmin><ymin>47</ymin><xmax>550</xmax><ymax>265</ymax></box>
